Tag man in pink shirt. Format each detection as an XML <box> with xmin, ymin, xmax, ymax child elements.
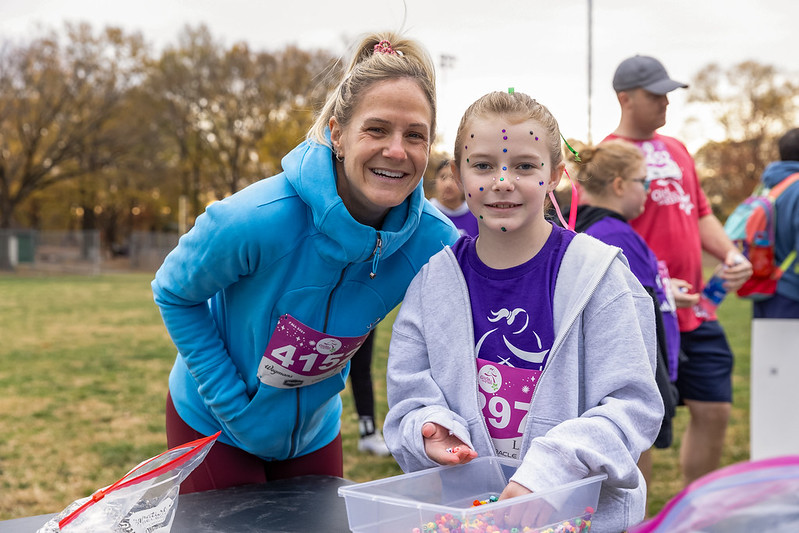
<box><xmin>604</xmin><ymin>55</ymin><xmax>753</xmax><ymax>487</ymax></box>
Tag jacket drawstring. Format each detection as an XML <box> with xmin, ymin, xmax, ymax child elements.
<box><xmin>370</xmin><ymin>233</ymin><xmax>382</xmax><ymax>279</ymax></box>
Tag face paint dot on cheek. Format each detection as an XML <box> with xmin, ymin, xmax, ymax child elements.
<box><xmin>501</xmin><ymin>227</ymin><xmax>507</xmax><ymax>232</ymax></box>
<box><xmin>535</xmin><ymin>137</ymin><xmax>539</xmax><ymax>141</ymax></box>
<box><xmin>539</xmin><ymin>181</ymin><xmax>544</xmax><ymax>186</ymax></box>
<box><xmin>502</xmin><ymin>166</ymin><xmax>507</xmax><ymax>171</ymax></box>
<box><xmin>503</xmin><ymin>136</ymin><xmax>508</xmax><ymax>140</ymax></box>
<box><xmin>502</xmin><ymin>129</ymin><xmax>506</xmax><ymax>133</ymax></box>
<box><xmin>470</xmin><ymin>133</ymin><xmax>474</xmax><ymax>138</ymax></box>
<box><xmin>503</xmin><ymin>148</ymin><xmax>507</xmax><ymax>153</ymax></box>
<box><xmin>479</xmin><ymin>215</ymin><xmax>484</xmax><ymax>220</ymax></box>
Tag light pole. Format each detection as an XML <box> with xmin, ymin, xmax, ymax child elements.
<box><xmin>587</xmin><ymin>0</ymin><xmax>593</xmax><ymax>144</ymax></box>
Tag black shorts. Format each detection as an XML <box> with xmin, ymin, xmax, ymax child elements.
<box><xmin>676</xmin><ymin>320</ymin><xmax>734</xmax><ymax>404</ymax></box>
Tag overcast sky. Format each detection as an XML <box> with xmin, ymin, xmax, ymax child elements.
<box><xmin>2</xmin><ymin>0</ymin><xmax>798</xmax><ymax>153</ymax></box>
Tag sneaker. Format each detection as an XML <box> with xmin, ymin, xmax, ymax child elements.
<box><xmin>358</xmin><ymin>432</ymin><xmax>391</xmax><ymax>456</ymax></box>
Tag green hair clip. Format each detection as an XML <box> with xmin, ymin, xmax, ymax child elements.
<box><xmin>561</xmin><ymin>134</ymin><xmax>580</xmax><ymax>162</ymax></box>
<box><xmin>508</xmin><ymin>87</ymin><xmax>515</xmax><ymax>94</ymax></box>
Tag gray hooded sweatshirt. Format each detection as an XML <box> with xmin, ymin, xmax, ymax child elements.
<box><xmin>384</xmin><ymin>232</ymin><xmax>664</xmax><ymax>533</ymax></box>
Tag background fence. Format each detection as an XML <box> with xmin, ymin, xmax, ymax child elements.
<box><xmin>0</xmin><ymin>229</ymin><xmax>178</xmax><ymax>274</ymax></box>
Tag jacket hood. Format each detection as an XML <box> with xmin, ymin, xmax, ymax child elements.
<box><xmin>281</xmin><ymin>132</ymin><xmax>426</xmax><ymax>265</ymax></box>
<box><xmin>571</xmin><ymin>205</ymin><xmax>627</xmax><ymax>233</ymax></box>
<box><xmin>762</xmin><ymin>160</ymin><xmax>799</xmax><ymax>188</ymax></box>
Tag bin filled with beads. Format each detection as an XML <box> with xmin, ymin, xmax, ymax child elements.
<box><xmin>338</xmin><ymin>457</ymin><xmax>606</xmax><ymax>533</ymax></box>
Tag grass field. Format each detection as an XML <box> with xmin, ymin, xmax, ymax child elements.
<box><xmin>0</xmin><ymin>270</ymin><xmax>753</xmax><ymax>521</ymax></box>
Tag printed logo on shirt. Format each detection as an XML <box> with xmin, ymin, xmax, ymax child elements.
<box><xmin>640</xmin><ymin>140</ymin><xmax>695</xmax><ymax>215</ymax></box>
<box><xmin>475</xmin><ymin>307</ymin><xmax>549</xmax><ymax>368</ymax></box>
<box><xmin>257</xmin><ymin>314</ymin><xmax>369</xmax><ymax>389</ymax></box>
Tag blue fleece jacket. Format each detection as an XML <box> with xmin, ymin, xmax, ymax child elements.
<box><xmin>761</xmin><ymin>160</ymin><xmax>799</xmax><ymax>302</ymax></box>
<box><xmin>152</xmin><ymin>137</ymin><xmax>459</xmax><ymax>460</ymax></box>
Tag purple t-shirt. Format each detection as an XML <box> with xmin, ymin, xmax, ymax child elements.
<box><xmin>430</xmin><ymin>199</ymin><xmax>479</xmax><ymax>238</ymax></box>
<box><xmin>583</xmin><ymin>216</ymin><xmax>680</xmax><ymax>381</ymax></box>
<box><xmin>452</xmin><ymin>225</ymin><xmax>575</xmax><ymax>370</ymax></box>
<box><xmin>452</xmin><ymin>224</ymin><xmax>575</xmax><ymax>458</ymax></box>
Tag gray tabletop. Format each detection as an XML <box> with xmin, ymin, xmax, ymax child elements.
<box><xmin>0</xmin><ymin>475</ymin><xmax>355</xmax><ymax>533</ymax></box>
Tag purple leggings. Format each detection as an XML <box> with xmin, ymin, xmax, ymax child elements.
<box><xmin>166</xmin><ymin>393</ymin><xmax>343</xmax><ymax>494</ymax></box>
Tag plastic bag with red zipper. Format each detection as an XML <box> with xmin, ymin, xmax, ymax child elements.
<box><xmin>37</xmin><ymin>431</ymin><xmax>219</xmax><ymax>533</ymax></box>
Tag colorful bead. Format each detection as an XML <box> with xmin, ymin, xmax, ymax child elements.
<box><xmin>410</xmin><ymin>506</ymin><xmax>594</xmax><ymax>533</ymax></box>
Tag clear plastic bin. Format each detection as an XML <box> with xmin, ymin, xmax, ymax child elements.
<box><xmin>338</xmin><ymin>456</ymin><xmax>606</xmax><ymax>533</ymax></box>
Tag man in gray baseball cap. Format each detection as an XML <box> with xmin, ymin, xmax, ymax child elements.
<box><xmin>603</xmin><ymin>54</ymin><xmax>753</xmax><ymax>507</ymax></box>
<box><xmin>612</xmin><ymin>55</ymin><xmax>688</xmax><ymax>95</ymax></box>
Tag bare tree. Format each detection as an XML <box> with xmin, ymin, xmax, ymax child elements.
<box><xmin>0</xmin><ymin>24</ymin><xmax>149</xmax><ymax>267</ymax></box>
<box><xmin>689</xmin><ymin>60</ymin><xmax>799</xmax><ymax>217</ymax></box>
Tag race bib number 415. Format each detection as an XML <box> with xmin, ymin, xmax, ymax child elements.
<box><xmin>257</xmin><ymin>314</ymin><xmax>369</xmax><ymax>389</ymax></box>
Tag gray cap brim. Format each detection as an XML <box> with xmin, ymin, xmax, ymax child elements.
<box><xmin>643</xmin><ymin>78</ymin><xmax>689</xmax><ymax>95</ymax></box>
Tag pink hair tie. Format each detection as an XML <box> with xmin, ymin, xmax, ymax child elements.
<box><xmin>373</xmin><ymin>39</ymin><xmax>398</xmax><ymax>56</ymax></box>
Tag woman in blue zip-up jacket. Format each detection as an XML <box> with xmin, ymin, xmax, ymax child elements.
<box><xmin>151</xmin><ymin>31</ymin><xmax>459</xmax><ymax>493</ymax></box>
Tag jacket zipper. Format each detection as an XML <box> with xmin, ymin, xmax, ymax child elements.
<box><xmin>516</xmin><ymin>252</ymin><xmax>612</xmax><ymax>452</ymax></box>
<box><xmin>289</xmin><ymin>265</ymin><xmax>349</xmax><ymax>458</ymax></box>
<box><xmin>369</xmin><ymin>232</ymin><xmax>382</xmax><ymax>279</ymax></box>
<box><xmin>287</xmin><ymin>233</ymin><xmax>380</xmax><ymax>457</ymax></box>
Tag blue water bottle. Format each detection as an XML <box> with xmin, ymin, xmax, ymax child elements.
<box><xmin>696</xmin><ymin>272</ymin><xmax>727</xmax><ymax>317</ymax></box>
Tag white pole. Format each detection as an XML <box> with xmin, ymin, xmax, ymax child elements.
<box><xmin>587</xmin><ymin>0</ymin><xmax>593</xmax><ymax>145</ymax></box>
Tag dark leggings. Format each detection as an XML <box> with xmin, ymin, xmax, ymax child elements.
<box><xmin>165</xmin><ymin>393</ymin><xmax>343</xmax><ymax>494</ymax></box>
<box><xmin>349</xmin><ymin>331</ymin><xmax>375</xmax><ymax>419</ymax></box>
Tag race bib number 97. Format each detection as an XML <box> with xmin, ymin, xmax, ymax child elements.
<box><xmin>257</xmin><ymin>314</ymin><xmax>369</xmax><ymax>389</ymax></box>
<box><xmin>476</xmin><ymin>358</ymin><xmax>540</xmax><ymax>459</ymax></box>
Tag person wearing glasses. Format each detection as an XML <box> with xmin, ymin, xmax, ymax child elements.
<box><xmin>563</xmin><ymin>139</ymin><xmax>685</xmax><ymax>510</ymax></box>
<box><xmin>603</xmin><ymin>55</ymin><xmax>752</xmax><ymax>490</ymax></box>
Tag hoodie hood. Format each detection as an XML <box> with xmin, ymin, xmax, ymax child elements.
<box><xmin>571</xmin><ymin>205</ymin><xmax>627</xmax><ymax>233</ymax></box>
<box><xmin>281</xmin><ymin>132</ymin><xmax>426</xmax><ymax>265</ymax></box>
<box><xmin>761</xmin><ymin>160</ymin><xmax>799</xmax><ymax>188</ymax></box>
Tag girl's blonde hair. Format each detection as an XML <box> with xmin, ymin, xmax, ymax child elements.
<box><xmin>573</xmin><ymin>139</ymin><xmax>644</xmax><ymax>195</ymax></box>
<box><xmin>307</xmin><ymin>31</ymin><xmax>437</xmax><ymax>146</ymax></box>
<box><xmin>453</xmin><ymin>91</ymin><xmax>563</xmax><ymax>169</ymax></box>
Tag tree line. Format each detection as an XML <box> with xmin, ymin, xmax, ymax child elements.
<box><xmin>689</xmin><ymin>61</ymin><xmax>798</xmax><ymax>218</ymax></box>
<box><xmin>0</xmin><ymin>22</ymin><xmax>341</xmax><ymax>254</ymax></box>
<box><xmin>1</xmin><ymin>22</ymin><xmax>796</xmax><ymax>257</ymax></box>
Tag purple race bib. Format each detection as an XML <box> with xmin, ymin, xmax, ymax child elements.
<box><xmin>257</xmin><ymin>314</ymin><xmax>369</xmax><ymax>389</ymax></box>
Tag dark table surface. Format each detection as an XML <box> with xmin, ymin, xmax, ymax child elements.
<box><xmin>0</xmin><ymin>475</ymin><xmax>355</xmax><ymax>532</ymax></box>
